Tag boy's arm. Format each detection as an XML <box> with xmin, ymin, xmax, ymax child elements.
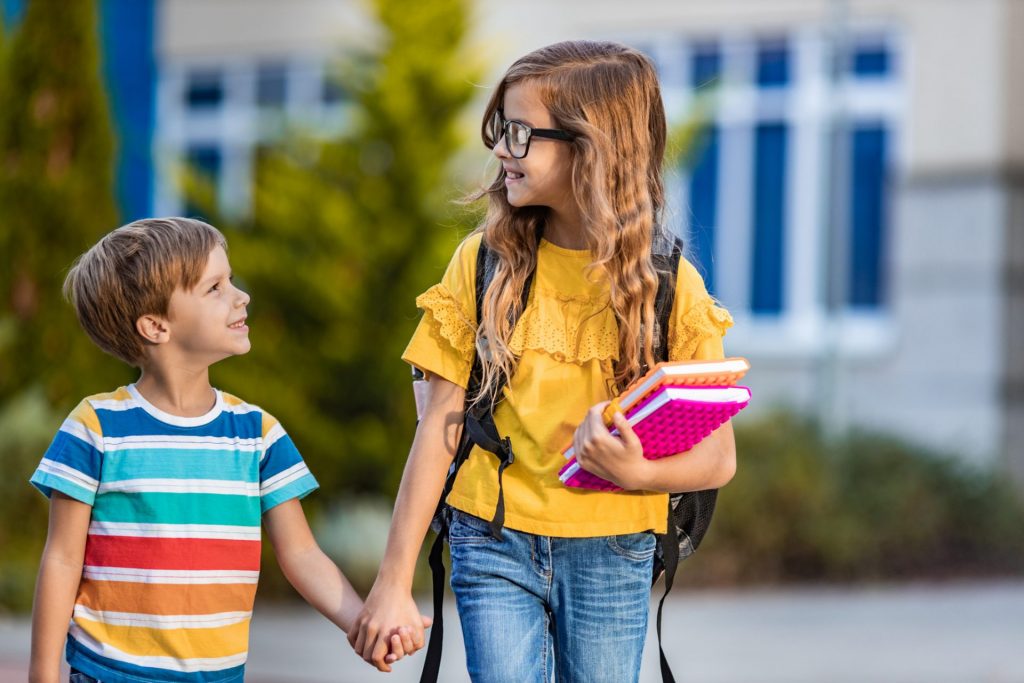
<box><xmin>264</xmin><ymin>499</ymin><xmax>364</xmax><ymax>633</ymax></box>
<box><xmin>30</xmin><ymin>492</ymin><xmax>91</xmax><ymax>683</ymax></box>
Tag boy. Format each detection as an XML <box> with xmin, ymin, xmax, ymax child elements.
<box><xmin>28</xmin><ymin>218</ymin><xmax>421</xmax><ymax>682</ymax></box>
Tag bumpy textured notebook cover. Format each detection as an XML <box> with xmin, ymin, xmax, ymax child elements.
<box><xmin>559</xmin><ymin>385</ymin><xmax>750</xmax><ymax>491</ymax></box>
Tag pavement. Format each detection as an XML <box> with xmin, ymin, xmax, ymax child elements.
<box><xmin>2</xmin><ymin>581</ymin><xmax>1022</xmax><ymax>682</ymax></box>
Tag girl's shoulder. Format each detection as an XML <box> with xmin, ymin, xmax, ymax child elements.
<box><xmin>448</xmin><ymin>231</ymin><xmax>485</xmax><ymax>277</ymax></box>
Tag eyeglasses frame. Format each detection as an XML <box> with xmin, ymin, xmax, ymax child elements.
<box><xmin>489</xmin><ymin>109</ymin><xmax>575</xmax><ymax>159</ymax></box>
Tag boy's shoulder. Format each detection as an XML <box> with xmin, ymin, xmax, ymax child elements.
<box><xmin>62</xmin><ymin>387</ymin><xmax>134</xmax><ymax>433</ymax></box>
<box><xmin>219</xmin><ymin>391</ymin><xmax>282</xmax><ymax>438</ymax></box>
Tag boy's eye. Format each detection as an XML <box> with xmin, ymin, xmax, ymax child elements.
<box><xmin>209</xmin><ymin>283</ymin><xmax>221</xmax><ymax>293</ymax></box>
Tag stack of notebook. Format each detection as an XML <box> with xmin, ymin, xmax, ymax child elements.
<box><xmin>559</xmin><ymin>357</ymin><xmax>751</xmax><ymax>491</ymax></box>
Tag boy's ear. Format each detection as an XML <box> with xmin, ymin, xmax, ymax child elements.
<box><xmin>136</xmin><ymin>314</ymin><xmax>170</xmax><ymax>345</ymax></box>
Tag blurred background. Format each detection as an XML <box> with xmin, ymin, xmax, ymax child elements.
<box><xmin>1</xmin><ymin>0</ymin><xmax>1023</xmax><ymax>680</ymax></box>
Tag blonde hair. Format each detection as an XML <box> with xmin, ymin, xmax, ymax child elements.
<box><xmin>473</xmin><ymin>40</ymin><xmax>669</xmax><ymax>403</ymax></box>
<box><xmin>63</xmin><ymin>217</ymin><xmax>227</xmax><ymax>366</ymax></box>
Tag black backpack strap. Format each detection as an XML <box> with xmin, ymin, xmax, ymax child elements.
<box><xmin>651</xmin><ymin>237</ymin><xmax>682</xmax><ymax>683</ymax></box>
<box><xmin>420</xmin><ymin>428</ymin><xmax>473</xmax><ymax>683</ymax></box>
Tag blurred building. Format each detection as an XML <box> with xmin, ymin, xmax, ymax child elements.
<box><xmin>3</xmin><ymin>0</ymin><xmax>1021</xmax><ymax>478</ymax></box>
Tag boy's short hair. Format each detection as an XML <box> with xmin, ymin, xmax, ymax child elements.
<box><xmin>64</xmin><ymin>217</ymin><xmax>227</xmax><ymax>366</ymax></box>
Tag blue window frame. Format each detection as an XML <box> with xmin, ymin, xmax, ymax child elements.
<box><xmin>691</xmin><ymin>42</ymin><xmax>721</xmax><ymax>90</ymax></box>
<box><xmin>751</xmin><ymin>123</ymin><xmax>788</xmax><ymax>313</ymax></box>
<box><xmin>757</xmin><ymin>40</ymin><xmax>790</xmax><ymax>88</ymax></box>
<box><xmin>688</xmin><ymin>126</ymin><xmax>720</xmax><ymax>294</ymax></box>
<box><xmin>848</xmin><ymin>125</ymin><xmax>888</xmax><ymax>307</ymax></box>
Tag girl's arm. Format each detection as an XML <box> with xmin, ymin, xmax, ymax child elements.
<box><xmin>573</xmin><ymin>402</ymin><xmax>737</xmax><ymax>493</ymax></box>
<box><xmin>263</xmin><ymin>499</ymin><xmax>366</xmax><ymax>633</ymax></box>
<box><xmin>348</xmin><ymin>375</ymin><xmax>465</xmax><ymax>672</ymax></box>
<box><xmin>29</xmin><ymin>492</ymin><xmax>91</xmax><ymax>683</ymax></box>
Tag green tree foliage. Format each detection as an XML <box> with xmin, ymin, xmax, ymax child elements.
<box><xmin>208</xmin><ymin>0</ymin><xmax>482</xmax><ymax>500</ymax></box>
<box><xmin>0</xmin><ymin>0</ymin><xmax>124</xmax><ymax>613</ymax></box>
<box><xmin>0</xmin><ymin>0</ymin><xmax>127</xmax><ymax>409</ymax></box>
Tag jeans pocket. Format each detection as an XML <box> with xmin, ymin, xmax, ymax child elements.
<box><xmin>607</xmin><ymin>531</ymin><xmax>657</xmax><ymax>561</ymax></box>
<box><xmin>448</xmin><ymin>510</ymin><xmax>495</xmax><ymax>545</ymax></box>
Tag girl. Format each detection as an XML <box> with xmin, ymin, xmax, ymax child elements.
<box><xmin>351</xmin><ymin>40</ymin><xmax>736</xmax><ymax>681</ymax></box>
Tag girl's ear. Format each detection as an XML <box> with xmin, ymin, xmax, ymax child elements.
<box><xmin>136</xmin><ymin>314</ymin><xmax>170</xmax><ymax>345</ymax></box>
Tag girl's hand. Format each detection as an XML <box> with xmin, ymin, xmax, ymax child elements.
<box><xmin>348</xmin><ymin>584</ymin><xmax>432</xmax><ymax>672</ymax></box>
<box><xmin>572</xmin><ymin>401</ymin><xmax>653</xmax><ymax>490</ymax></box>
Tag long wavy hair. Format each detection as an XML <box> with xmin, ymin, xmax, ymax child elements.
<box><xmin>471</xmin><ymin>40</ymin><xmax>669</xmax><ymax>405</ymax></box>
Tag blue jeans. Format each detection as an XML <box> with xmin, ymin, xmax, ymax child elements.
<box><xmin>69</xmin><ymin>670</ymin><xmax>99</xmax><ymax>683</ymax></box>
<box><xmin>448</xmin><ymin>509</ymin><xmax>654</xmax><ymax>683</ymax></box>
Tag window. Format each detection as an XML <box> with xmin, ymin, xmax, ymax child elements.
<box><xmin>256</xmin><ymin>62</ymin><xmax>288</xmax><ymax>108</ymax></box>
<box><xmin>691</xmin><ymin>43</ymin><xmax>721</xmax><ymax>91</ymax></box>
<box><xmin>851</xmin><ymin>44</ymin><xmax>891</xmax><ymax>78</ymax></box>
<box><xmin>756</xmin><ymin>39</ymin><xmax>789</xmax><ymax>88</ymax></box>
<box><xmin>848</xmin><ymin>124</ymin><xmax>889</xmax><ymax>307</ymax></box>
<box><xmin>184</xmin><ymin>145</ymin><xmax>221</xmax><ymax>216</ymax></box>
<box><xmin>185</xmin><ymin>69</ymin><xmax>223</xmax><ymax>109</ymax></box>
<box><xmin>322</xmin><ymin>69</ymin><xmax>347</xmax><ymax>105</ymax></box>
<box><xmin>688</xmin><ymin>126</ymin><xmax>719</xmax><ymax>294</ymax></box>
<box><xmin>751</xmin><ymin>123</ymin><xmax>788</xmax><ymax>314</ymax></box>
<box><xmin>673</xmin><ymin>31</ymin><xmax>899</xmax><ymax>328</ymax></box>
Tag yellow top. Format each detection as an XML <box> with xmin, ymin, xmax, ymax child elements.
<box><xmin>402</xmin><ymin>233</ymin><xmax>733</xmax><ymax>537</ymax></box>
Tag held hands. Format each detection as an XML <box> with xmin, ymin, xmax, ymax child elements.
<box><xmin>572</xmin><ymin>401</ymin><xmax>652</xmax><ymax>491</ymax></box>
<box><xmin>348</xmin><ymin>586</ymin><xmax>432</xmax><ymax>672</ymax></box>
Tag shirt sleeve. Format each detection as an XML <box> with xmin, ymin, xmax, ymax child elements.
<box><xmin>400</xmin><ymin>232</ymin><xmax>482</xmax><ymax>389</ymax></box>
<box><xmin>259</xmin><ymin>411</ymin><xmax>319</xmax><ymax>513</ymax></box>
<box><xmin>668</xmin><ymin>257</ymin><xmax>734</xmax><ymax>362</ymax></box>
<box><xmin>30</xmin><ymin>400</ymin><xmax>104</xmax><ymax>505</ymax></box>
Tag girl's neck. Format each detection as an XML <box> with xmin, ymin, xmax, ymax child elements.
<box><xmin>543</xmin><ymin>206</ymin><xmax>587</xmax><ymax>250</ymax></box>
<box><xmin>134</xmin><ymin>364</ymin><xmax>216</xmax><ymax>418</ymax></box>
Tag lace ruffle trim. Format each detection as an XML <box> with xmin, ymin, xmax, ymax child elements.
<box><xmin>508</xmin><ymin>289</ymin><xmax>619</xmax><ymax>364</ymax></box>
<box><xmin>415</xmin><ymin>284</ymin><xmax>476</xmax><ymax>361</ymax></box>
<box><xmin>670</xmin><ymin>296</ymin><xmax>734</xmax><ymax>360</ymax></box>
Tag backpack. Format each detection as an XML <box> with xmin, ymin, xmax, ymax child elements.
<box><xmin>418</xmin><ymin>233</ymin><xmax>719</xmax><ymax>683</ymax></box>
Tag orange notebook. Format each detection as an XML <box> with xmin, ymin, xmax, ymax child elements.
<box><xmin>595</xmin><ymin>356</ymin><xmax>750</xmax><ymax>425</ymax></box>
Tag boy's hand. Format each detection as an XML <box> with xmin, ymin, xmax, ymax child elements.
<box><xmin>572</xmin><ymin>401</ymin><xmax>652</xmax><ymax>490</ymax></box>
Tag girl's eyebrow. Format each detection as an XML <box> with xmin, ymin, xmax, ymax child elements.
<box><xmin>504</xmin><ymin>111</ymin><xmax>537</xmax><ymax>128</ymax></box>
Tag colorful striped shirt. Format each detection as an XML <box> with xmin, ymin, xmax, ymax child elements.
<box><xmin>30</xmin><ymin>385</ymin><xmax>319</xmax><ymax>683</ymax></box>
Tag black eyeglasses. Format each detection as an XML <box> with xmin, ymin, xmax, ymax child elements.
<box><xmin>488</xmin><ymin>109</ymin><xmax>574</xmax><ymax>159</ymax></box>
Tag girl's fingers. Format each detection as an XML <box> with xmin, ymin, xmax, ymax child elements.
<box><xmin>352</xmin><ymin>621</ymin><xmax>367</xmax><ymax>656</ymax></box>
<box><xmin>613</xmin><ymin>411</ymin><xmax>641</xmax><ymax>452</ymax></box>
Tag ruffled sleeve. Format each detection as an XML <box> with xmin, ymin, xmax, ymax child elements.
<box><xmin>668</xmin><ymin>258</ymin><xmax>734</xmax><ymax>361</ymax></box>
<box><xmin>401</xmin><ymin>233</ymin><xmax>482</xmax><ymax>388</ymax></box>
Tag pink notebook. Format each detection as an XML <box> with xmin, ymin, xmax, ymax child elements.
<box><xmin>558</xmin><ymin>385</ymin><xmax>751</xmax><ymax>491</ymax></box>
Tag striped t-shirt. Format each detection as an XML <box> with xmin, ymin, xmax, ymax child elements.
<box><xmin>30</xmin><ymin>385</ymin><xmax>319</xmax><ymax>683</ymax></box>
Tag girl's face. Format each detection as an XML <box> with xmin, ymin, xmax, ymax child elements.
<box><xmin>493</xmin><ymin>81</ymin><xmax>574</xmax><ymax>214</ymax></box>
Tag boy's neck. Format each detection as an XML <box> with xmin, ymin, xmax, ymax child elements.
<box><xmin>135</xmin><ymin>364</ymin><xmax>217</xmax><ymax>418</ymax></box>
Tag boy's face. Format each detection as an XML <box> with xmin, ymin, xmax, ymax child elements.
<box><xmin>165</xmin><ymin>245</ymin><xmax>251</xmax><ymax>364</ymax></box>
